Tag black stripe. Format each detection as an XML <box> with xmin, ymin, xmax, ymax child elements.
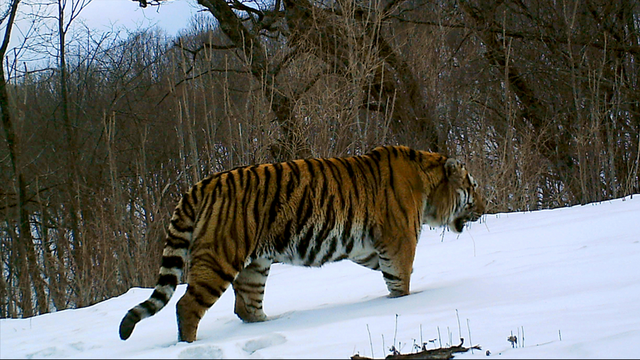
<box><xmin>196</xmin><ymin>189</ymin><xmax>216</xmax><ymax>239</ymax></box>
<box><xmin>304</xmin><ymin>159</ymin><xmax>314</xmax><ymax>174</ymax></box>
<box><xmin>316</xmin><ymin>160</ymin><xmax>329</xmax><ymax>208</ymax></box>
<box><xmin>308</xmin><ymin>197</ymin><xmax>335</xmax><ymax>264</ymax></box>
<box><xmin>408</xmin><ymin>148</ymin><xmax>417</xmax><ymax>161</ymax></box>
<box><xmin>395</xmin><ymin>192</ymin><xmax>410</xmax><ymax>225</ymax></box>
<box><xmin>212</xmin><ymin>266</ymin><xmax>236</xmax><ymax>284</ymax></box>
<box><xmin>334</xmin><ymin>254</ymin><xmax>349</xmax><ymax>261</ymax></box>
<box><xmin>325</xmin><ymin>159</ymin><xmax>342</xmax><ymax>182</ymax></box>
<box><xmin>150</xmin><ymin>289</ymin><xmax>170</xmax><ymax>304</ymax></box>
<box><xmin>284</xmin><ymin>172</ymin><xmax>296</xmax><ymax>201</ymax></box>
<box><xmin>161</xmin><ymin>256</ymin><xmax>184</xmax><ymax>269</ymax></box>
<box><xmin>215</xmin><ymin>190</ymin><xmax>229</xmax><ymax>247</ymax></box>
<box><xmin>367</xmin><ymin>225</ymin><xmax>376</xmax><ymax>244</ymax></box>
<box><xmin>200</xmin><ymin>176</ymin><xmax>214</xmax><ymax>187</ymax></box>
<box><xmin>294</xmin><ymin>186</ymin><xmax>311</xmax><ymax>234</ymax></box>
<box><xmin>351</xmin><ymin>156</ymin><xmax>367</xmax><ymax>178</ymax></box>
<box><xmin>187</xmin><ymin>285</ymin><xmax>214</xmax><ymax>308</ymax></box>
<box><xmin>170</xmin><ymin>217</ymin><xmax>193</xmax><ymax>233</ymax></box>
<box><xmin>234</xmin><ymin>286</ymin><xmax>265</xmax><ymax>296</ymax></box>
<box><xmin>288</xmin><ymin>160</ymin><xmax>301</xmax><ymax>180</ymax></box>
<box><xmin>227</xmin><ymin>171</ymin><xmax>236</xmax><ymax>199</ymax></box>
<box><xmin>196</xmin><ymin>183</ymin><xmax>206</xmax><ymax>206</ymax></box>
<box><xmin>320</xmin><ymin>236</ymin><xmax>338</xmax><ymax>264</ymax></box>
<box><xmin>195</xmin><ymin>280</ymin><xmax>223</xmax><ymax>299</ymax></box>
<box><xmin>222</xmin><ymin>177</ymin><xmax>236</xmax><ymax>234</ymax></box>
<box><xmin>343</xmin><ymin>208</ymin><xmax>354</xmax><ymax>254</ymax></box>
<box><xmin>139</xmin><ymin>300</ymin><xmax>156</xmax><ymax>315</ymax></box>
<box><xmin>391</xmin><ymin>146</ymin><xmax>399</xmax><ymax>157</ymax></box>
<box><xmin>126</xmin><ymin>308</ymin><xmax>142</xmax><ymax>322</ymax></box>
<box><xmin>367</xmin><ymin>151</ymin><xmax>383</xmax><ymax>182</ymax></box>
<box><xmin>263</xmin><ymin>166</ymin><xmax>271</xmax><ymax>210</ymax></box>
<box><xmin>324</xmin><ymin>160</ymin><xmax>344</xmax><ymax>207</ymax></box>
<box><xmin>388</xmin><ymin>153</ymin><xmax>395</xmax><ymax>190</ymax></box>
<box><xmin>370</xmin><ymin>148</ymin><xmax>382</xmax><ymax>161</ymax></box>
<box><xmin>353</xmin><ymin>156</ymin><xmax>375</xmax><ymax>191</ymax></box>
<box><xmin>339</xmin><ymin>157</ymin><xmax>356</xmax><ymax>178</ymax></box>
<box><xmin>305</xmin><ymin>245</ymin><xmax>318</xmax><ymax>266</ymax></box>
<box><xmin>319</xmin><ymin>197</ymin><xmax>335</xmax><ymax>241</ymax></box>
<box><xmin>356</xmin><ymin>156</ymin><xmax>377</xmax><ymax>183</ymax></box>
<box><xmin>367</xmin><ymin>157</ymin><xmax>380</xmax><ymax>185</ymax></box>
<box><xmin>247</xmin><ymin>263</ymin><xmax>270</xmax><ymax>277</ymax></box>
<box><xmin>345</xmin><ymin>234</ymin><xmax>354</xmax><ymax>255</ymax></box>
<box><xmin>382</xmin><ymin>271</ymin><xmax>401</xmax><ymax>281</ymax></box>
<box><xmin>233</xmin><ymin>280</ymin><xmax>266</xmax><ymax>289</ymax></box>
<box><xmin>335</xmin><ymin>158</ymin><xmax>359</xmax><ymax>201</ymax></box>
<box><xmin>250</xmin><ymin>167</ymin><xmax>261</xmax><ymax>231</ymax></box>
<box><xmin>158</xmin><ymin>274</ymin><xmax>178</xmax><ymax>288</ymax></box>
<box><xmin>297</xmin><ymin>221</ymin><xmax>315</xmax><ymax>260</ymax></box>
<box><xmin>166</xmin><ymin>235</ymin><xmax>190</xmax><ymax>249</ymax></box>
<box><xmin>359</xmin><ymin>252</ymin><xmax>377</xmax><ymax>264</ymax></box>
<box><xmin>199</xmin><ymin>176</ymin><xmax>214</xmax><ymax>201</ymax></box>
<box><xmin>182</xmin><ymin>193</ymin><xmax>195</xmax><ymax>219</ymax></box>
<box><xmin>269</xmin><ymin>163</ymin><xmax>283</xmax><ymax>224</ymax></box>
<box><xmin>274</xmin><ymin>219</ymin><xmax>293</xmax><ymax>253</ymax></box>
<box><xmin>240</xmin><ymin>169</ymin><xmax>253</xmax><ymax>257</ymax></box>
<box><xmin>236</xmin><ymin>166</ymin><xmax>244</xmax><ymax>185</ymax></box>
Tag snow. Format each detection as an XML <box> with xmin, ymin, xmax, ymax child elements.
<box><xmin>2</xmin><ymin>195</ymin><xmax>640</xmax><ymax>359</ymax></box>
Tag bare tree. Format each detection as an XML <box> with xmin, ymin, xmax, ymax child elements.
<box><xmin>136</xmin><ymin>0</ymin><xmax>446</xmax><ymax>159</ymax></box>
<box><xmin>1</xmin><ymin>0</ymin><xmax>53</xmax><ymax>317</ymax></box>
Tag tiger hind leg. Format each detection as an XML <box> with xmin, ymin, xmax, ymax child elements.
<box><xmin>176</xmin><ymin>264</ymin><xmax>238</xmax><ymax>342</ymax></box>
<box><xmin>232</xmin><ymin>258</ymin><xmax>272</xmax><ymax>322</ymax></box>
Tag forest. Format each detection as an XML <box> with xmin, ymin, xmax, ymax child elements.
<box><xmin>1</xmin><ymin>0</ymin><xmax>638</xmax><ymax>318</ymax></box>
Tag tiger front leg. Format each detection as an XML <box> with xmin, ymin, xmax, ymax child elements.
<box><xmin>382</xmin><ymin>268</ymin><xmax>411</xmax><ymax>297</ymax></box>
<box><xmin>376</xmin><ymin>234</ymin><xmax>417</xmax><ymax>298</ymax></box>
<box><xmin>233</xmin><ymin>258</ymin><xmax>272</xmax><ymax>322</ymax></box>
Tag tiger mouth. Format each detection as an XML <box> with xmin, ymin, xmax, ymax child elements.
<box><xmin>451</xmin><ymin>212</ymin><xmax>481</xmax><ymax>233</ymax></box>
<box><xmin>451</xmin><ymin>217</ymin><xmax>466</xmax><ymax>233</ymax></box>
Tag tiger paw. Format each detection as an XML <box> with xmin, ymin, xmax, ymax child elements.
<box><xmin>234</xmin><ymin>304</ymin><xmax>268</xmax><ymax>323</ymax></box>
<box><xmin>387</xmin><ymin>290</ymin><xmax>410</xmax><ymax>298</ymax></box>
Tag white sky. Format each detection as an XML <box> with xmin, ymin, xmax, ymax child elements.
<box><xmin>3</xmin><ymin>0</ymin><xmax>201</xmax><ymax>68</ymax></box>
<box><xmin>77</xmin><ymin>0</ymin><xmax>200</xmax><ymax>36</ymax></box>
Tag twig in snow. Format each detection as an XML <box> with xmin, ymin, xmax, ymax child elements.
<box><xmin>394</xmin><ymin>314</ymin><xmax>399</xmax><ymax>350</ymax></box>
<box><xmin>367</xmin><ymin>324</ymin><xmax>374</xmax><ymax>358</ymax></box>
<box><xmin>507</xmin><ymin>332</ymin><xmax>517</xmax><ymax>348</ymax></box>
<box><xmin>455</xmin><ymin>310</ymin><xmax>461</xmax><ymax>342</ymax></box>
<box><xmin>466</xmin><ymin>319</ymin><xmax>473</xmax><ymax>354</ymax></box>
<box><xmin>352</xmin><ymin>338</ymin><xmax>481</xmax><ymax>360</ymax></box>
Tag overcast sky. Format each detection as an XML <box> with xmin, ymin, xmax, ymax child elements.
<box><xmin>78</xmin><ymin>0</ymin><xmax>200</xmax><ymax>36</ymax></box>
<box><xmin>3</xmin><ymin>0</ymin><xmax>201</xmax><ymax>65</ymax></box>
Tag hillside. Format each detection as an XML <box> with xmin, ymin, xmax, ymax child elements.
<box><xmin>2</xmin><ymin>196</ymin><xmax>639</xmax><ymax>359</ymax></box>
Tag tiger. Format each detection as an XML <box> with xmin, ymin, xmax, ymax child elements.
<box><xmin>119</xmin><ymin>145</ymin><xmax>485</xmax><ymax>343</ymax></box>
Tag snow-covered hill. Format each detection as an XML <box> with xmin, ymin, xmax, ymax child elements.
<box><xmin>2</xmin><ymin>196</ymin><xmax>639</xmax><ymax>359</ymax></box>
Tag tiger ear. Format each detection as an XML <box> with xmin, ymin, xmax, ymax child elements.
<box><xmin>444</xmin><ymin>158</ymin><xmax>464</xmax><ymax>181</ymax></box>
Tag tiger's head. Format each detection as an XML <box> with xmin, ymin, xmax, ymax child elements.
<box><xmin>423</xmin><ymin>157</ymin><xmax>485</xmax><ymax>233</ymax></box>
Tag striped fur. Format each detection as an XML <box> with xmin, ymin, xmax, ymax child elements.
<box><xmin>119</xmin><ymin>145</ymin><xmax>485</xmax><ymax>342</ymax></box>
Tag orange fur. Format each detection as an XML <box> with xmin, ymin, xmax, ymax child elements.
<box><xmin>119</xmin><ymin>145</ymin><xmax>485</xmax><ymax>342</ymax></box>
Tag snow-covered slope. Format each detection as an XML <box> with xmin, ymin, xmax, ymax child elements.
<box><xmin>2</xmin><ymin>196</ymin><xmax>639</xmax><ymax>359</ymax></box>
